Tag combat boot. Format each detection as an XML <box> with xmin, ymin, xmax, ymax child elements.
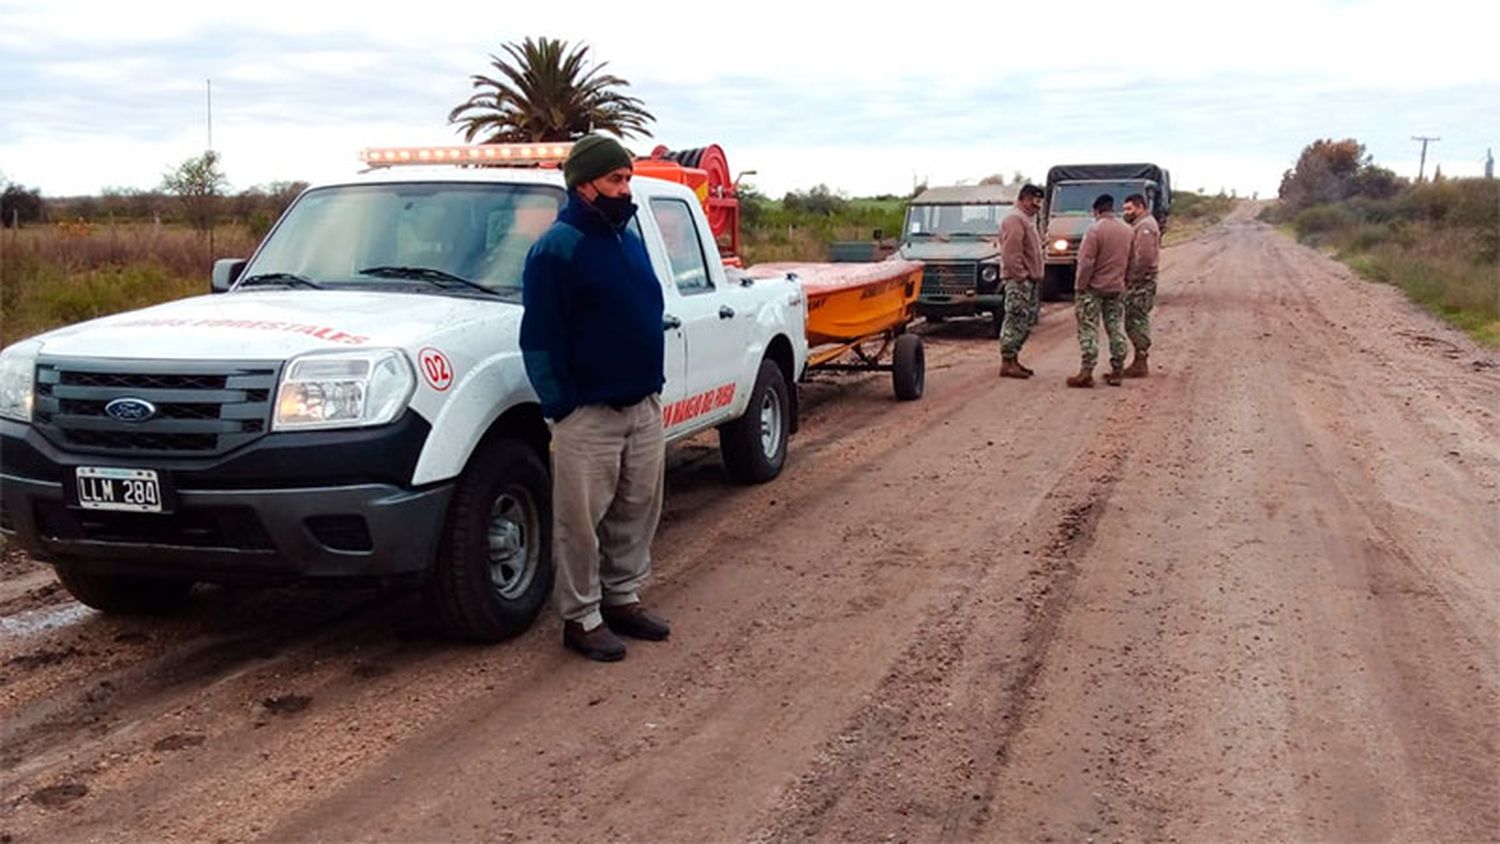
<box><xmin>1123</xmin><ymin>352</ymin><xmax>1149</xmax><ymax>378</ymax></box>
<box><xmin>1104</xmin><ymin>365</ymin><xmax>1124</xmax><ymax>387</ymax></box>
<box><xmin>1065</xmin><ymin>367</ymin><xmax>1094</xmax><ymax>388</ymax></box>
<box><xmin>1016</xmin><ymin>360</ymin><xmax>1035</xmax><ymax>377</ymax></box>
<box><xmin>999</xmin><ymin>356</ymin><xmax>1032</xmax><ymax>379</ymax></box>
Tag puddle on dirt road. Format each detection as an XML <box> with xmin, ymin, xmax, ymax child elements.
<box><xmin>0</xmin><ymin>601</ymin><xmax>93</xmax><ymax>639</ymax></box>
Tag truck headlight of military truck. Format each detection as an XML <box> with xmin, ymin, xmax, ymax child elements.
<box><xmin>0</xmin><ymin>340</ymin><xmax>42</xmax><ymax>423</ymax></box>
<box><xmin>273</xmin><ymin>349</ymin><xmax>416</xmax><ymax>431</ymax></box>
<box><xmin>1051</xmin><ymin>238</ymin><xmax>1070</xmax><ymax>253</ymax></box>
<box><xmin>980</xmin><ymin>265</ymin><xmax>999</xmax><ymax>284</ymax></box>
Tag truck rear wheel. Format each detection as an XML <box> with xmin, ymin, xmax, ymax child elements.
<box><xmin>892</xmin><ymin>334</ymin><xmax>925</xmax><ymax>400</ymax></box>
<box><xmin>426</xmin><ymin>438</ymin><xmax>552</xmax><ymax>642</ymax></box>
<box><xmin>719</xmin><ymin>359</ymin><xmax>790</xmax><ymax>484</ymax></box>
<box><xmin>53</xmin><ymin>564</ymin><xmax>194</xmax><ymax>615</ymax></box>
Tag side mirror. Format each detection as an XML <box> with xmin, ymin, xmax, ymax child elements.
<box><xmin>212</xmin><ymin>258</ymin><xmax>246</xmax><ymax>293</ymax></box>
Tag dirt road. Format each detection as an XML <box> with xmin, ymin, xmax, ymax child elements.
<box><xmin>3</xmin><ymin>205</ymin><xmax>1497</xmax><ymax>843</ymax></box>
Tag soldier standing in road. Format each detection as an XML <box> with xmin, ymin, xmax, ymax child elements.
<box><xmin>1122</xmin><ymin>193</ymin><xmax>1160</xmax><ymax>377</ymax></box>
<box><xmin>1067</xmin><ymin>194</ymin><xmax>1132</xmax><ymax>388</ymax></box>
<box><xmin>998</xmin><ymin>184</ymin><xmax>1046</xmax><ymax>379</ymax></box>
<box><xmin>521</xmin><ymin>135</ymin><xmax>672</xmax><ymax>662</ymax></box>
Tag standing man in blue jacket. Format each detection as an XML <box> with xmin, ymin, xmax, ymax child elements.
<box><xmin>521</xmin><ymin>135</ymin><xmax>671</xmax><ymax>662</ymax></box>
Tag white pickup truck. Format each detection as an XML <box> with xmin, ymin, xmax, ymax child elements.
<box><xmin>0</xmin><ymin>144</ymin><xmax>809</xmax><ymax>641</ymax></box>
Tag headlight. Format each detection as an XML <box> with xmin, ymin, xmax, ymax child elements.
<box><xmin>273</xmin><ymin>349</ymin><xmax>415</xmax><ymax>431</ymax></box>
<box><xmin>0</xmin><ymin>339</ymin><xmax>42</xmax><ymax>423</ymax></box>
<box><xmin>1051</xmin><ymin>239</ymin><xmax>1070</xmax><ymax>252</ymax></box>
<box><xmin>980</xmin><ymin>265</ymin><xmax>999</xmax><ymax>283</ymax></box>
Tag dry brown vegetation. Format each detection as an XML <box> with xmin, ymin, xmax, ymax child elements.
<box><xmin>1</xmin><ymin>222</ymin><xmax>260</xmax><ymax>346</ymax></box>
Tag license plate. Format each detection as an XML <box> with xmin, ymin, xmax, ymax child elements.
<box><xmin>75</xmin><ymin>467</ymin><xmax>163</xmax><ymax>513</ymax></box>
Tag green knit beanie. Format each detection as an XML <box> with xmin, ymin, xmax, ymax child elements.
<box><xmin>563</xmin><ymin>135</ymin><xmax>634</xmax><ymax>189</ymax></box>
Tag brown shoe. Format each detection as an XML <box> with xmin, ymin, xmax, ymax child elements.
<box><xmin>563</xmin><ymin>621</ymin><xmax>626</xmax><ymax>662</ymax></box>
<box><xmin>602</xmin><ymin>603</ymin><xmax>671</xmax><ymax>641</ymax></box>
<box><xmin>1104</xmin><ymin>366</ymin><xmax>1124</xmax><ymax>387</ymax></box>
<box><xmin>999</xmin><ymin>357</ymin><xmax>1032</xmax><ymax>379</ymax></box>
<box><xmin>1123</xmin><ymin>352</ymin><xmax>1149</xmax><ymax>378</ymax></box>
<box><xmin>1016</xmin><ymin>360</ymin><xmax>1035</xmax><ymax>377</ymax></box>
<box><xmin>1065</xmin><ymin>368</ymin><xmax>1094</xmax><ymax>388</ymax></box>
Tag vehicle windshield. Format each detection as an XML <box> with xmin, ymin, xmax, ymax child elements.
<box><xmin>1049</xmin><ymin>181</ymin><xmax>1152</xmax><ymax>215</ymax></box>
<box><xmin>243</xmin><ymin>182</ymin><xmax>565</xmax><ymax>295</ymax></box>
<box><xmin>904</xmin><ymin>202</ymin><xmax>1012</xmax><ymax>239</ymax></box>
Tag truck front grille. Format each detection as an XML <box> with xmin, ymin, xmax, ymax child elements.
<box><xmin>921</xmin><ymin>262</ymin><xmax>978</xmax><ymax>294</ymax></box>
<box><xmin>33</xmin><ymin>357</ymin><xmax>279</xmax><ymax>457</ymax></box>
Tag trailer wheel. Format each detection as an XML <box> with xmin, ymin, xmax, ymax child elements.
<box><xmin>53</xmin><ymin>564</ymin><xmax>194</xmax><ymax>615</ymax></box>
<box><xmin>719</xmin><ymin>359</ymin><xmax>789</xmax><ymax>484</ymax></box>
<box><xmin>892</xmin><ymin>334</ymin><xmax>925</xmax><ymax>400</ymax></box>
<box><xmin>425</xmin><ymin>437</ymin><xmax>552</xmax><ymax>642</ymax></box>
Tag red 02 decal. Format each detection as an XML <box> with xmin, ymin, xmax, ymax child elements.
<box><xmin>418</xmin><ymin>347</ymin><xmax>454</xmax><ymax>391</ymax></box>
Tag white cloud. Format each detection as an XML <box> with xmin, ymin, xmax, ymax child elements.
<box><xmin>2</xmin><ymin>0</ymin><xmax>1496</xmax><ymax>198</ymax></box>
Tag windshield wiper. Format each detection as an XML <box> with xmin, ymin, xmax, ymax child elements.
<box><xmin>356</xmin><ymin>265</ymin><xmax>497</xmax><ymax>296</ymax></box>
<box><xmin>237</xmin><ymin>272</ymin><xmax>324</xmax><ymax>289</ymax></box>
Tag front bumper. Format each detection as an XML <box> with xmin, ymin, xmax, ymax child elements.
<box><xmin>0</xmin><ymin>414</ymin><xmax>450</xmax><ymax>582</ymax></box>
<box><xmin>916</xmin><ymin>293</ymin><xmax>1004</xmax><ymax>318</ymax></box>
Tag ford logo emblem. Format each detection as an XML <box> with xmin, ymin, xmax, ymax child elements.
<box><xmin>104</xmin><ymin>397</ymin><xmax>157</xmax><ymax>423</ymax></box>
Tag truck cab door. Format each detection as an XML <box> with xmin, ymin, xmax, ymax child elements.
<box><xmin>629</xmin><ymin>215</ymin><xmax>687</xmax><ymax>423</ymax></box>
<box><xmin>646</xmin><ymin>196</ymin><xmax>746</xmax><ymax>435</ymax></box>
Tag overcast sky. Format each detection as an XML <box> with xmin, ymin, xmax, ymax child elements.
<box><xmin>2</xmin><ymin>0</ymin><xmax>1496</xmax><ymax>200</ymax></box>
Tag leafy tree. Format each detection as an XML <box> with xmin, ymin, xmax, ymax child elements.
<box><xmin>1278</xmin><ymin>138</ymin><xmax>1407</xmax><ymax>210</ymax></box>
<box><xmin>161</xmin><ymin>150</ymin><xmax>228</xmax><ymax>232</ymax></box>
<box><xmin>1</xmin><ymin>178</ymin><xmax>44</xmax><ymax>227</ymax></box>
<box><xmin>448</xmin><ymin>37</ymin><xmax>654</xmax><ymax>143</ymax></box>
<box><xmin>782</xmin><ymin>184</ymin><xmax>847</xmax><ymax>216</ymax></box>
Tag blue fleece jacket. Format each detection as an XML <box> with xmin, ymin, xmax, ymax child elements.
<box><xmin>520</xmin><ymin>191</ymin><xmax>666</xmax><ymax>421</ymax></box>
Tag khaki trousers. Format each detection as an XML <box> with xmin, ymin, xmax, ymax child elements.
<box><xmin>549</xmin><ymin>395</ymin><xmax>665</xmax><ymax>630</ymax></box>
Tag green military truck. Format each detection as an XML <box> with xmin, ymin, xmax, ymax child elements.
<box><xmin>898</xmin><ymin>184</ymin><xmax>1017</xmax><ymax>334</ymax></box>
<box><xmin>1041</xmin><ymin>164</ymin><xmax>1170</xmax><ymax>300</ymax></box>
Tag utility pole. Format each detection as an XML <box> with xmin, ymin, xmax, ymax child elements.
<box><xmin>1486</xmin><ymin>148</ymin><xmax>1495</xmax><ymax>180</ymax></box>
<box><xmin>1411</xmin><ymin>135</ymin><xmax>1440</xmax><ymax>181</ymax></box>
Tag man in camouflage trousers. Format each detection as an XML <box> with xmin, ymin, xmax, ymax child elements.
<box><xmin>1122</xmin><ymin>193</ymin><xmax>1160</xmax><ymax>377</ymax></box>
<box><xmin>997</xmin><ymin>184</ymin><xmax>1046</xmax><ymax>379</ymax></box>
<box><xmin>1067</xmin><ymin>194</ymin><xmax>1131</xmax><ymax>388</ymax></box>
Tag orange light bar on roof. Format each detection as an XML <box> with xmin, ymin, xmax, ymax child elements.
<box><xmin>359</xmin><ymin>143</ymin><xmax>574</xmax><ymax>167</ymax></box>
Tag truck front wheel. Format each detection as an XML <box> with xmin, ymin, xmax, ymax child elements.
<box><xmin>426</xmin><ymin>438</ymin><xmax>552</xmax><ymax>642</ymax></box>
<box><xmin>53</xmin><ymin>564</ymin><xmax>194</xmax><ymax>615</ymax></box>
<box><xmin>719</xmin><ymin>359</ymin><xmax>790</xmax><ymax>484</ymax></box>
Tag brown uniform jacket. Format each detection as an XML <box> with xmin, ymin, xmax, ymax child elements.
<box><xmin>999</xmin><ymin>209</ymin><xmax>1043</xmax><ymax>282</ymax></box>
<box><xmin>1127</xmin><ymin>215</ymin><xmax>1161</xmax><ymax>284</ymax></box>
<box><xmin>1075</xmin><ymin>214</ymin><xmax>1132</xmax><ymax>295</ymax></box>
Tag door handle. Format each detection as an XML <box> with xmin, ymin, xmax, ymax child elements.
<box><xmin>719</xmin><ymin>306</ymin><xmax>735</xmax><ymax>319</ymax></box>
<box><xmin>663</xmin><ymin>315</ymin><xmax>682</xmax><ymax>331</ymax></box>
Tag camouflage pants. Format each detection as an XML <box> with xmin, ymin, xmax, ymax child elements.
<box><xmin>1124</xmin><ymin>274</ymin><xmax>1157</xmax><ymax>354</ymax></box>
<box><xmin>1074</xmin><ymin>290</ymin><xmax>1127</xmax><ymax>370</ymax></box>
<box><xmin>999</xmin><ymin>279</ymin><xmax>1038</xmax><ymax>357</ymax></box>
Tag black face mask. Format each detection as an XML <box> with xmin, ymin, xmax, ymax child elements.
<box><xmin>589</xmin><ymin>191</ymin><xmax>637</xmax><ymax>229</ymax></box>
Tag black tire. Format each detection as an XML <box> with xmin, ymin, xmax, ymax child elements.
<box><xmin>1042</xmin><ymin>265</ymin><xmax>1075</xmax><ymax>301</ymax></box>
<box><xmin>53</xmin><ymin>565</ymin><xmax>193</xmax><ymax>615</ymax></box>
<box><xmin>926</xmin><ymin>313</ymin><xmax>945</xmax><ymax>325</ymax></box>
<box><xmin>892</xmin><ymin>334</ymin><xmax>925</xmax><ymax>400</ymax></box>
<box><xmin>425</xmin><ymin>438</ymin><xmax>552</xmax><ymax>642</ymax></box>
<box><xmin>719</xmin><ymin>359</ymin><xmax>790</xmax><ymax>484</ymax></box>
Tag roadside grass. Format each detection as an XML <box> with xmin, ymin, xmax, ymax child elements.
<box><xmin>1271</xmin><ymin>179</ymin><xmax>1500</xmax><ymax>346</ymax></box>
<box><xmin>1164</xmin><ymin>191</ymin><xmax>1236</xmax><ymax>245</ymax></box>
<box><xmin>1</xmin><ymin>222</ymin><xmax>254</xmax><ymax>345</ymax></box>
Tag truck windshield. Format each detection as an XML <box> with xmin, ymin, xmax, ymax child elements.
<box><xmin>1049</xmin><ymin>182</ymin><xmax>1151</xmax><ymax>215</ymax></box>
<box><xmin>904</xmin><ymin>203</ymin><xmax>1012</xmax><ymax>238</ymax></box>
<box><xmin>244</xmin><ymin>182</ymin><xmax>566</xmax><ymax>295</ymax></box>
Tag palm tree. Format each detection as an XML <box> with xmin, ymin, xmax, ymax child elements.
<box><xmin>448</xmin><ymin>37</ymin><xmax>655</xmax><ymax>143</ymax></box>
